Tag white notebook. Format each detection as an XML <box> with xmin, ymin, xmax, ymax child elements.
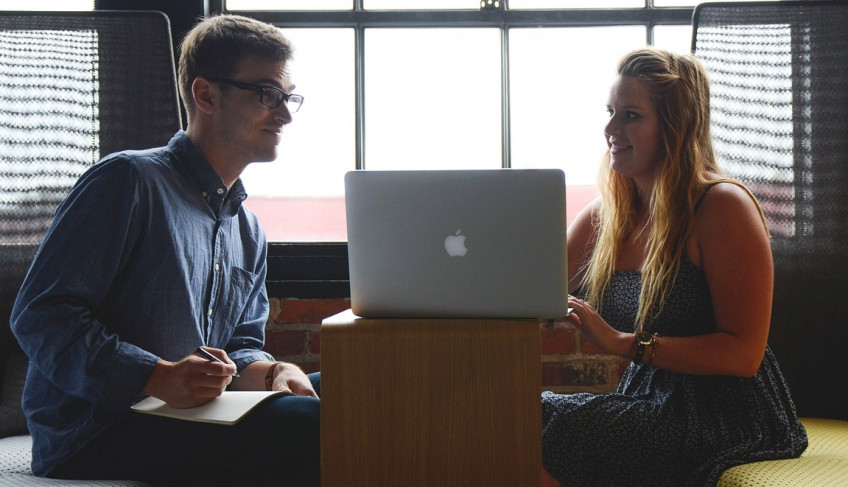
<box><xmin>345</xmin><ymin>169</ymin><xmax>568</xmax><ymax>319</ymax></box>
<box><xmin>131</xmin><ymin>391</ymin><xmax>290</xmax><ymax>425</ymax></box>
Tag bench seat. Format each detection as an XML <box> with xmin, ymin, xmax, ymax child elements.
<box><xmin>718</xmin><ymin>418</ymin><xmax>848</xmax><ymax>487</ymax></box>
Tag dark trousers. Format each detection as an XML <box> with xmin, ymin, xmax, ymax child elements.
<box><xmin>51</xmin><ymin>373</ymin><xmax>321</xmax><ymax>487</ymax></box>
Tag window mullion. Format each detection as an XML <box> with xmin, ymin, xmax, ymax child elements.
<box><xmin>501</xmin><ymin>26</ymin><xmax>511</xmax><ymax>169</ymax></box>
<box><xmin>355</xmin><ymin>25</ymin><xmax>366</xmax><ymax>170</ymax></box>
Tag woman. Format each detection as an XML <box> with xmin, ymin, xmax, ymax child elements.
<box><xmin>541</xmin><ymin>48</ymin><xmax>807</xmax><ymax>486</ymax></box>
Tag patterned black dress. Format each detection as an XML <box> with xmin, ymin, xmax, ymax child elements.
<box><xmin>541</xmin><ymin>262</ymin><xmax>808</xmax><ymax>486</ymax></box>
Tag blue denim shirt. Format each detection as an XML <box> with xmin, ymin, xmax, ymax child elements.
<box><xmin>11</xmin><ymin>131</ymin><xmax>274</xmax><ymax>476</ymax></box>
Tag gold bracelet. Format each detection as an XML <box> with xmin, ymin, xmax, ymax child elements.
<box><xmin>645</xmin><ymin>334</ymin><xmax>659</xmax><ymax>366</ymax></box>
<box><xmin>264</xmin><ymin>362</ymin><xmax>280</xmax><ymax>391</ymax></box>
<box><xmin>632</xmin><ymin>331</ymin><xmax>655</xmax><ymax>364</ymax></box>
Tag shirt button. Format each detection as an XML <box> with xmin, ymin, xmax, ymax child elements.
<box><xmin>215</xmin><ymin>263</ymin><xmax>220</xmax><ymax>271</ymax></box>
<box><xmin>201</xmin><ymin>191</ymin><xmax>208</xmax><ymax>197</ymax></box>
<box><xmin>216</xmin><ymin>188</ymin><xmax>225</xmax><ymax>195</ymax></box>
<box><xmin>208</xmin><ymin>307</ymin><xmax>213</xmax><ymax>317</ymax></box>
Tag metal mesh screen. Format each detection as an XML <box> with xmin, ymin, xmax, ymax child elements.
<box><xmin>0</xmin><ymin>28</ymin><xmax>100</xmax><ymax>243</ymax></box>
<box><xmin>0</xmin><ymin>11</ymin><xmax>181</xmax><ymax>244</ymax></box>
<box><xmin>693</xmin><ymin>0</ymin><xmax>848</xmax><ymax>276</ymax></box>
<box><xmin>693</xmin><ymin>0</ymin><xmax>848</xmax><ymax>421</ymax></box>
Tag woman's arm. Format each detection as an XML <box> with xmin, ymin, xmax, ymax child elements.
<box><xmin>567</xmin><ymin>183</ymin><xmax>773</xmax><ymax>378</ymax></box>
<box><xmin>566</xmin><ymin>197</ymin><xmax>601</xmax><ymax>294</ymax></box>
<box><xmin>649</xmin><ymin>181</ymin><xmax>773</xmax><ymax>377</ymax></box>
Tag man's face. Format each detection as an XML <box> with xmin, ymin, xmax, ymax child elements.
<box><xmin>215</xmin><ymin>55</ymin><xmax>295</xmax><ymax>165</ymax></box>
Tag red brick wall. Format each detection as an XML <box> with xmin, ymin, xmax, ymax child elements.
<box><xmin>540</xmin><ymin>319</ymin><xmax>630</xmax><ymax>394</ymax></box>
<box><xmin>264</xmin><ymin>297</ymin><xmax>351</xmax><ymax>374</ymax></box>
<box><xmin>264</xmin><ymin>298</ymin><xmax>628</xmax><ymax>393</ymax></box>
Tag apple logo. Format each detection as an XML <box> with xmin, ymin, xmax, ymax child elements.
<box><xmin>444</xmin><ymin>229</ymin><xmax>468</xmax><ymax>257</ymax></box>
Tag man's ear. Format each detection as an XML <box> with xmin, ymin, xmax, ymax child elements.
<box><xmin>192</xmin><ymin>77</ymin><xmax>217</xmax><ymax>115</ymax></box>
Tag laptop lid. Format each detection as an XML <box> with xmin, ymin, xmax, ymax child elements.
<box><xmin>344</xmin><ymin>169</ymin><xmax>568</xmax><ymax>319</ymax></box>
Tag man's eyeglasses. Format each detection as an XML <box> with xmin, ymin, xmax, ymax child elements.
<box><xmin>207</xmin><ymin>78</ymin><xmax>304</xmax><ymax>112</ymax></box>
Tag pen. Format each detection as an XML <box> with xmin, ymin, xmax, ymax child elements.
<box><xmin>196</xmin><ymin>347</ymin><xmax>240</xmax><ymax>377</ymax></box>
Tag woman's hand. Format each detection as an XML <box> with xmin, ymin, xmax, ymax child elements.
<box><xmin>566</xmin><ymin>295</ymin><xmax>632</xmax><ymax>358</ymax></box>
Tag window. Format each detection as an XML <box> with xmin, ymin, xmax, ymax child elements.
<box><xmin>0</xmin><ymin>0</ymin><xmax>92</xmax><ymax>10</ymax></box>
<box><xmin>225</xmin><ymin>2</ymin><xmax>707</xmax><ymax>243</ymax></box>
<box><xmin>1</xmin><ymin>0</ymin><xmax>775</xmax><ymax>297</ymax></box>
<box><xmin>239</xmin><ymin>28</ymin><xmax>355</xmax><ymax>242</ymax></box>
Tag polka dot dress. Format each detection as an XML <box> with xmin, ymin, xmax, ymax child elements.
<box><xmin>541</xmin><ymin>261</ymin><xmax>808</xmax><ymax>487</ymax></box>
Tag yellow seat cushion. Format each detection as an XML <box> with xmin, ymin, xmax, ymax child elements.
<box><xmin>717</xmin><ymin>418</ymin><xmax>848</xmax><ymax>487</ymax></box>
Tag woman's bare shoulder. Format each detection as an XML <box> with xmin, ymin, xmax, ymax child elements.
<box><xmin>697</xmin><ymin>179</ymin><xmax>763</xmax><ymax>224</ymax></box>
<box><xmin>691</xmin><ymin>179</ymin><xmax>770</xmax><ymax>265</ymax></box>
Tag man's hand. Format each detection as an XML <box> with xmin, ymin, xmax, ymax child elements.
<box><xmin>143</xmin><ymin>349</ymin><xmax>235</xmax><ymax>409</ymax></box>
<box><xmin>270</xmin><ymin>362</ymin><xmax>318</xmax><ymax>398</ymax></box>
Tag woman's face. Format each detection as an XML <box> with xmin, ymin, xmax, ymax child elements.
<box><xmin>604</xmin><ymin>75</ymin><xmax>662</xmax><ymax>186</ymax></box>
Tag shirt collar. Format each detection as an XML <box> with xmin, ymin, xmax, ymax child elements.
<box><xmin>168</xmin><ymin>131</ymin><xmax>248</xmax><ymax>219</ymax></box>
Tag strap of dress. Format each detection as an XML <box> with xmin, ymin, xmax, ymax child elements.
<box><xmin>694</xmin><ymin>179</ymin><xmax>767</xmax><ymax>231</ymax></box>
<box><xmin>695</xmin><ymin>179</ymin><xmax>745</xmax><ymax>214</ymax></box>
<box><xmin>695</xmin><ymin>178</ymin><xmax>768</xmax><ymax>219</ymax></box>
<box><xmin>694</xmin><ymin>182</ymin><xmax>720</xmax><ymax>214</ymax></box>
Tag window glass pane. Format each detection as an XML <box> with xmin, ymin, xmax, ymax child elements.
<box><xmin>509</xmin><ymin>26</ymin><xmax>643</xmax><ymax>217</ymax></box>
<box><xmin>240</xmin><ymin>29</ymin><xmax>354</xmax><ymax>242</ymax></box>
<box><xmin>509</xmin><ymin>0</ymin><xmax>643</xmax><ymax>8</ymax></box>
<box><xmin>365</xmin><ymin>0</ymin><xmax>480</xmax><ymax>9</ymax></box>
<box><xmin>364</xmin><ymin>28</ymin><xmax>502</xmax><ymax>170</ymax></box>
<box><xmin>653</xmin><ymin>0</ymin><xmax>771</xmax><ymax>6</ymax></box>
<box><xmin>651</xmin><ymin>0</ymin><xmax>696</xmax><ymax>5</ymax></box>
<box><xmin>652</xmin><ymin>24</ymin><xmax>692</xmax><ymax>54</ymax></box>
<box><xmin>0</xmin><ymin>0</ymin><xmax>92</xmax><ymax>10</ymax></box>
<box><xmin>226</xmin><ymin>0</ymin><xmax>352</xmax><ymax>10</ymax></box>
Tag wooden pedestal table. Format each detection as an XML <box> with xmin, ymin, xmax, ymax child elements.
<box><xmin>320</xmin><ymin>309</ymin><xmax>542</xmax><ymax>487</ymax></box>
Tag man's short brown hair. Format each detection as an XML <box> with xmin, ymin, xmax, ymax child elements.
<box><xmin>178</xmin><ymin>14</ymin><xmax>293</xmax><ymax>119</ymax></box>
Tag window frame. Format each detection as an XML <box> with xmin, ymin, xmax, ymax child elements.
<box><xmin>216</xmin><ymin>1</ymin><xmax>695</xmax><ymax>298</ymax></box>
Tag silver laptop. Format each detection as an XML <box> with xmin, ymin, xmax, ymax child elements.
<box><xmin>344</xmin><ymin>169</ymin><xmax>568</xmax><ymax>319</ymax></box>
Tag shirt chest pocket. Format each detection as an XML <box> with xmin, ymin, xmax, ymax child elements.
<box><xmin>207</xmin><ymin>265</ymin><xmax>260</xmax><ymax>342</ymax></box>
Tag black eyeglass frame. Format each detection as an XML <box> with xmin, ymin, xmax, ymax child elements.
<box><xmin>206</xmin><ymin>77</ymin><xmax>304</xmax><ymax>112</ymax></box>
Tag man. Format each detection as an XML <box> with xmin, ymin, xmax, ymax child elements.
<box><xmin>11</xmin><ymin>14</ymin><xmax>319</xmax><ymax>486</ymax></box>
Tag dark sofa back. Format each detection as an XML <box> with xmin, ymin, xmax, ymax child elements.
<box><xmin>0</xmin><ymin>245</ymin><xmax>38</xmax><ymax>378</ymax></box>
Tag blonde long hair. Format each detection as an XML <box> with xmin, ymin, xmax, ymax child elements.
<box><xmin>582</xmin><ymin>48</ymin><xmax>723</xmax><ymax>330</ymax></box>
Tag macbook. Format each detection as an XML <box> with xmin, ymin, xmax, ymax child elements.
<box><xmin>344</xmin><ymin>168</ymin><xmax>568</xmax><ymax>319</ymax></box>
